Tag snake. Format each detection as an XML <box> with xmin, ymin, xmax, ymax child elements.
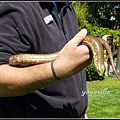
<box><xmin>9</xmin><ymin>35</ymin><xmax>120</xmax><ymax>80</ymax></box>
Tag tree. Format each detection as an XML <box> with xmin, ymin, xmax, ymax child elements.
<box><xmin>87</xmin><ymin>2</ymin><xmax>120</xmax><ymax>29</ymax></box>
<box><xmin>73</xmin><ymin>1</ymin><xmax>120</xmax><ymax>30</ymax></box>
<box><xmin>72</xmin><ymin>2</ymin><xmax>92</xmax><ymax>33</ymax></box>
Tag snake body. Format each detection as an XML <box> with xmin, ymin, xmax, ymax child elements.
<box><xmin>9</xmin><ymin>35</ymin><xmax>120</xmax><ymax>80</ymax></box>
<box><xmin>9</xmin><ymin>52</ymin><xmax>59</xmax><ymax>66</ymax></box>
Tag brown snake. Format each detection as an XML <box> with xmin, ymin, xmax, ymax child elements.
<box><xmin>9</xmin><ymin>35</ymin><xmax>120</xmax><ymax>80</ymax></box>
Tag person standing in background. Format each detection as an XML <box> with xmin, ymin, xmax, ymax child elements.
<box><xmin>106</xmin><ymin>36</ymin><xmax>117</xmax><ymax>75</ymax></box>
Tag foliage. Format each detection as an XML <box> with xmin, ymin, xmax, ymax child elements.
<box><xmin>86</xmin><ymin>76</ymin><xmax>120</xmax><ymax>118</ymax></box>
<box><xmin>96</xmin><ymin>2</ymin><xmax>120</xmax><ymax>29</ymax></box>
<box><xmin>85</xmin><ymin>27</ymin><xmax>120</xmax><ymax>81</ymax></box>
<box><xmin>86</xmin><ymin>60</ymin><xmax>105</xmax><ymax>81</ymax></box>
<box><xmin>73</xmin><ymin>1</ymin><xmax>120</xmax><ymax>30</ymax></box>
<box><xmin>73</xmin><ymin>1</ymin><xmax>120</xmax><ymax>81</ymax></box>
<box><xmin>90</xmin><ymin>26</ymin><xmax>120</xmax><ymax>46</ymax></box>
<box><xmin>72</xmin><ymin>1</ymin><xmax>92</xmax><ymax>32</ymax></box>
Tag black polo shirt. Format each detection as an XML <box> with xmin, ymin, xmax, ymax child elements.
<box><xmin>0</xmin><ymin>2</ymin><xmax>88</xmax><ymax>118</ymax></box>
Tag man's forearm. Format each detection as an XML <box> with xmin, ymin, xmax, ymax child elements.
<box><xmin>0</xmin><ymin>29</ymin><xmax>92</xmax><ymax>97</ymax></box>
<box><xmin>0</xmin><ymin>63</ymin><xmax>57</xmax><ymax>97</ymax></box>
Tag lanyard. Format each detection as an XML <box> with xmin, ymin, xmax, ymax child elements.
<box><xmin>52</xmin><ymin>2</ymin><xmax>62</xmax><ymax>24</ymax></box>
<box><xmin>52</xmin><ymin>2</ymin><xmax>59</xmax><ymax>13</ymax></box>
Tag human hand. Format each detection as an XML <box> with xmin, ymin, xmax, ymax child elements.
<box><xmin>53</xmin><ymin>28</ymin><xmax>92</xmax><ymax>79</ymax></box>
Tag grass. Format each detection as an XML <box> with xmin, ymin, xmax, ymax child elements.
<box><xmin>86</xmin><ymin>76</ymin><xmax>120</xmax><ymax>118</ymax></box>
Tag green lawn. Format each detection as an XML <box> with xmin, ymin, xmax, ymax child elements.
<box><xmin>86</xmin><ymin>76</ymin><xmax>120</xmax><ymax>118</ymax></box>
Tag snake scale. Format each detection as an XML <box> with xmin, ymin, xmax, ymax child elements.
<box><xmin>9</xmin><ymin>35</ymin><xmax>120</xmax><ymax>80</ymax></box>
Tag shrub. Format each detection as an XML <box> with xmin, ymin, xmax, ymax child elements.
<box><xmin>85</xmin><ymin>26</ymin><xmax>120</xmax><ymax>81</ymax></box>
<box><xmin>90</xmin><ymin>26</ymin><xmax>120</xmax><ymax>47</ymax></box>
<box><xmin>86</xmin><ymin>60</ymin><xmax>106</xmax><ymax>81</ymax></box>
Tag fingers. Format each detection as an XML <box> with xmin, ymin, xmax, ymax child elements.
<box><xmin>71</xmin><ymin>28</ymin><xmax>87</xmax><ymax>45</ymax></box>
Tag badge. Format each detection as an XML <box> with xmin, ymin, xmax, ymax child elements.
<box><xmin>44</xmin><ymin>15</ymin><xmax>53</xmax><ymax>24</ymax></box>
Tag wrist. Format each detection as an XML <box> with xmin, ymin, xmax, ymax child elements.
<box><xmin>51</xmin><ymin>61</ymin><xmax>61</xmax><ymax>80</ymax></box>
<box><xmin>53</xmin><ymin>59</ymin><xmax>74</xmax><ymax>79</ymax></box>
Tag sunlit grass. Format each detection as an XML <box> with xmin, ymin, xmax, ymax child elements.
<box><xmin>86</xmin><ymin>76</ymin><xmax>120</xmax><ymax>118</ymax></box>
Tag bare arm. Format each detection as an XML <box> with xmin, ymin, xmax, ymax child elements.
<box><xmin>0</xmin><ymin>62</ymin><xmax>56</xmax><ymax>97</ymax></box>
<box><xmin>0</xmin><ymin>29</ymin><xmax>92</xmax><ymax>97</ymax></box>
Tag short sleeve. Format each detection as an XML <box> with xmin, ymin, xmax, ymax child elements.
<box><xmin>0</xmin><ymin>3</ymin><xmax>32</xmax><ymax>65</ymax></box>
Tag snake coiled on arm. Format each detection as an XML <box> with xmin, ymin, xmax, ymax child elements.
<box><xmin>9</xmin><ymin>35</ymin><xmax>120</xmax><ymax>80</ymax></box>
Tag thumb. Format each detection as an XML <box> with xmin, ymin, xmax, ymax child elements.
<box><xmin>71</xmin><ymin>28</ymin><xmax>87</xmax><ymax>45</ymax></box>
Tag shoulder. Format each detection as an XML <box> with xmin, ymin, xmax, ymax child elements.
<box><xmin>0</xmin><ymin>2</ymin><xmax>40</xmax><ymax>17</ymax></box>
<box><xmin>0</xmin><ymin>2</ymin><xmax>42</xmax><ymax>26</ymax></box>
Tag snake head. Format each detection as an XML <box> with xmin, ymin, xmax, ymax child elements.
<box><xmin>96</xmin><ymin>64</ymin><xmax>105</xmax><ymax>76</ymax></box>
